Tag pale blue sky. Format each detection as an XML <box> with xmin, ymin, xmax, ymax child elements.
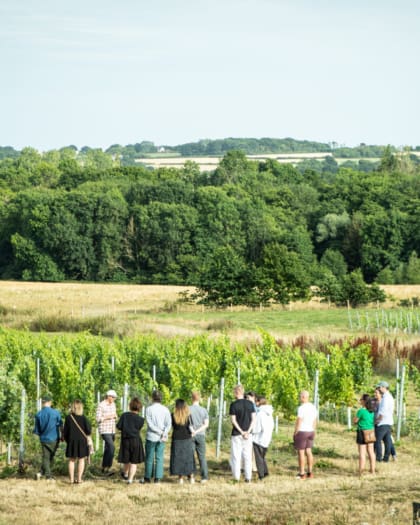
<box><xmin>1</xmin><ymin>0</ymin><xmax>419</xmax><ymax>151</ymax></box>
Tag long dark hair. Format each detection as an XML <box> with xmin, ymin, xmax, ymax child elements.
<box><xmin>361</xmin><ymin>393</ymin><xmax>374</xmax><ymax>412</ymax></box>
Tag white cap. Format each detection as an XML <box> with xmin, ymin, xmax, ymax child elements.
<box><xmin>106</xmin><ymin>389</ymin><xmax>118</xmax><ymax>398</ymax></box>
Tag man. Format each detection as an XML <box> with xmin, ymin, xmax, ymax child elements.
<box><xmin>229</xmin><ymin>384</ymin><xmax>256</xmax><ymax>482</ymax></box>
<box><xmin>293</xmin><ymin>390</ymin><xmax>317</xmax><ymax>479</ymax></box>
<box><xmin>189</xmin><ymin>391</ymin><xmax>209</xmax><ymax>483</ymax></box>
<box><xmin>144</xmin><ymin>390</ymin><xmax>171</xmax><ymax>483</ymax></box>
<box><xmin>33</xmin><ymin>395</ymin><xmax>62</xmax><ymax>480</ymax></box>
<box><xmin>375</xmin><ymin>380</ymin><xmax>394</xmax><ymax>462</ymax></box>
<box><xmin>96</xmin><ymin>389</ymin><xmax>118</xmax><ymax>475</ymax></box>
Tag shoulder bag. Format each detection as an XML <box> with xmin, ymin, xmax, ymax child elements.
<box><xmin>362</xmin><ymin>428</ymin><xmax>376</xmax><ymax>444</ymax></box>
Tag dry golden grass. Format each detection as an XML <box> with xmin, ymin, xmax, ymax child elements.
<box><xmin>1</xmin><ymin>421</ymin><xmax>419</xmax><ymax>525</ymax></box>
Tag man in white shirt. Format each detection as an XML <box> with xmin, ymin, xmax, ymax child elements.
<box><xmin>375</xmin><ymin>380</ymin><xmax>394</xmax><ymax>462</ymax></box>
<box><xmin>293</xmin><ymin>390</ymin><xmax>317</xmax><ymax>479</ymax></box>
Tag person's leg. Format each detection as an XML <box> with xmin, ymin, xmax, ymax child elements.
<box><xmin>242</xmin><ymin>437</ymin><xmax>253</xmax><ymax>481</ymax></box>
<box><xmin>367</xmin><ymin>443</ymin><xmax>376</xmax><ymax>474</ymax></box>
<box><xmin>77</xmin><ymin>457</ymin><xmax>85</xmax><ymax>482</ymax></box>
<box><xmin>68</xmin><ymin>458</ymin><xmax>75</xmax><ymax>483</ymax></box>
<box><xmin>382</xmin><ymin>426</ymin><xmax>392</xmax><ymax>462</ymax></box>
<box><xmin>230</xmin><ymin>436</ymin><xmax>242</xmax><ymax>480</ymax></box>
<box><xmin>358</xmin><ymin>444</ymin><xmax>366</xmax><ymax>475</ymax></box>
<box><xmin>144</xmin><ymin>440</ymin><xmax>155</xmax><ymax>480</ymax></box>
<box><xmin>128</xmin><ymin>464</ymin><xmax>137</xmax><ymax>482</ymax></box>
<box><xmin>101</xmin><ymin>434</ymin><xmax>115</xmax><ymax>469</ymax></box>
<box><xmin>194</xmin><ymin>435</ymin><xmax>209</xmax><ymax>480</ymax></box>
<box><xmin>261</xmin><ymin>446</ymin><xmax>269</xmax><ymax>477</ymax></box>
<box><xmin>305</xmin><ymin>448</ymin><xmax>314</xmax><ymax>475</ymax></box>
<box><xmin>297</xmin><ymin>449</ymin><xmax>306</xmax><ymax>475</ymax></box>
<box><xmin>41</xmin><ymin>441</ymin><xmax>56</xmax><ymax>478</ymax></box>
<box><xmin>154</xmin><ymin>441</ymin><xmax>165</xmax><ymax>481</ymax></box>
<box><xmin>375</xmin><ymin>425</ymin><xmax>387</xmax><ymax>461</ymax></box>
<box><xmin>253</xmin><ymin>443</ymin><xmax>265</xmax><ymax>479</ymax></box>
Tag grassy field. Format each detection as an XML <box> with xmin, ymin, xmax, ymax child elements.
<box><xmin>1</xmin><ymin>281</ymin><xmax>420</xmax><ymax>341</ymax></box>
<box><xmin>1</xmin><ymin>419</ymin><xmax>419</xmax><ymax>525</ymax></box>
<box><xmin>1</xmin><ymin>281</ymin><xmax>420</xmax><ymax>523</ymax></box>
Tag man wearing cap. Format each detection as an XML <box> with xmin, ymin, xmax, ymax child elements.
<box><xmin>33</xmin><ymin>395</ymin><xmax>63</xmax><ymax>480</ymax></box>
<box><xmin>375</xmin><ymin>381</ymin><xmax>394</xmax><ymax>462</ymax></box>
<box><xmin>96</xmin><ymin>389</ymin><xmax>118</xmax><ymax>474</ymax></box>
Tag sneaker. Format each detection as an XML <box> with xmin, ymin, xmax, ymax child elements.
<box><xmin>307</xmin><ymin>472</ymin><xmax>314</xmax><ymax>479</ymax></box>
<box><xmin>392</xmin><ymin>455</ymin><xmax>397</xmax><ymax>462</ymax></box>
<box><xmin>244</xmin><ymin>479</ymin><xmax>251</xmax><ymax>483</ymax></box>
<box><xmin>189</xmin><ymin>476</ymin><xmax>195</xmax><ymax>484</ymax></box>
<box><xmin>200</xmin><ymin>479</ymin><xmax>208</xmax><ymax>484</ymax></box>
<box><xmin>154</xmin><ymin>479</ymin><xmax>161</xmax><ymax>484</ymax></box>
<box><xmin>35</xmin><ymin>472</ymin><xmax>43</xmax><ymax>481</ymax></box>
<box><xmin>178</xmin><ymin>478</ymin><xmax>184</xmax><ymax>484</ymax></box>
<box><xmin>126</xmin><ymin>480</ymin><xmax>133</xmax><ymax>484</ymax></box>
<box><xmin>140</xmin><ymin>477</ymin><xmax>151</xmax><ymax>484</ymax></box>
<box><xmin>120</xmin><ymin>472</ymin><xmax>128</xmax><ymax>481</ymax></box>
<box><xmin>46</xmin><ymin>476</ymin><xmax>56</xmax><ymax>481</ymax></box>
<box><xmin>296</xmin><ymin>473</ymin><xmax>307</xmax><ymax>480</ymax></box>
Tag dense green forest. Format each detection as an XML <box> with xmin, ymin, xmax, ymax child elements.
<box><xmin>0</xmin><ymin>140</ymin><xmax>419</xmax><ymax>306</ymax></box>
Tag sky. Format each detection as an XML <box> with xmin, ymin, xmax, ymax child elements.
<box><xmin>1</xmin><ymin>0</ymin><xmax>419</xmax><ymax>151</ymax></box>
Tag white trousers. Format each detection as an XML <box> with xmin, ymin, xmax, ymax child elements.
<box><xmin>230</xmin><ymin>435</ymin><xmax>253</xmax><ymax>481</ymax></box>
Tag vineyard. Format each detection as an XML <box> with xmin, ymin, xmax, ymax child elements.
<box><xmin>0</xmin><ymin>327</ymin><xmax>407</xmax><ymax>442</ymax></box>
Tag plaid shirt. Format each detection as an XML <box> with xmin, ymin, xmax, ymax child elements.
<box><xmin>96</xmin><ymin>400</ymin><xmax>117</xmax><ymax>435</ymax></box>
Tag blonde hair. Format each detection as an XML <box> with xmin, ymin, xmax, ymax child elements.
<box><xmin>173</xmin><ymin>399</ymin><xmax>190</xmax><ymax>426</ymax></box>
<box><xmin>71</xmin><ymin>399</ymin><xmax>84</xmax><ymax>416</ymax></box>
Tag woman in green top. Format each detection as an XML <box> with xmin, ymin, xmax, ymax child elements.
<box><xmin>353</xmin><ymin>394</ymin><xmax>376</xmax><ymax>476</ymax></box>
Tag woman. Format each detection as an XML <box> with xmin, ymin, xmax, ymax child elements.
<box><xmin>353</xmin><ymin>394</ymin><xmax>375</xmax><ymax>476</ymax></box>
<box><xmin>170</xmin><ymin>399</ymin><xmax>195</xmax><ymax>484</ymax></box>
<box><xmin>116</xmin><ymin>397</ymin><xmax>145</xmax><ymax>484</ymax></box>
<box><xmin>63</xmin><ymin>399</ymin><xmax>92</xmax><ymax>484</ymax></box>
<box><xmin>252</xmin><ymin>396</ymin><xmax>274</xmax><ymax>480</ymax></box>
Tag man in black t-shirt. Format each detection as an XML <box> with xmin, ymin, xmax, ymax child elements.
<box><xmin>229</xmin><ymin>385</ymin><xmax>256</xmax><ymax>482</ymax></box>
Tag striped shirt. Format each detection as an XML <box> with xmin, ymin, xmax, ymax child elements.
<box><xmin>96</xmin><ymin>400</ymin><xmax>117</xmax><ymax>434</ymax></box>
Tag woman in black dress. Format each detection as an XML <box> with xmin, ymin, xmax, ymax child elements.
<box><xmin>117</xmin><ymin>397</ymin><xmax>145</xmax><ymax>483</ymax></box>
<box><xmin>170</xmin><ymin>399</ymin><xmax>195</xmax><ymax>484</ymax></box>
<box><xmin>63</xmin><ymin>399</ymin><xmax>92</xmax><ymax>484</ymax></box>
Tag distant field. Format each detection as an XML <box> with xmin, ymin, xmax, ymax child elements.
<box><xmin>1</xmin><ymin>281</ymin><xmax>420</xmax><ymax>340</ymax></box>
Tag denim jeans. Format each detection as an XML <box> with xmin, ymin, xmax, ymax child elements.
<box><xmin>101</xmin><ymin>433</ymin><xmax>115</xmax><ymax>469</ymax></box>
<box><xmin>145</xmin><ymin>440</ymin><xmax>165</xmax><ymax>480</ymax></box>
<box><xmin>375</xmin><ymin>424</ymin><xmax>392</xmax><ymax>461</ymax></box>
<box><xmin>41</xmin><ymin>440</ymin><xmax>59</xmax><ymax>478</ymax></box>
<box><xmin>192</xmin><ymin>434</ymin><xmax>208</xmax><ymax>480</ymax></box>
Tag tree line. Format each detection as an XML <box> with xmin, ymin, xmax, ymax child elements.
<box><xmin>0</xmin><ymin>145</ymin><xmax>419</xmax><ymax>306</ymax></box>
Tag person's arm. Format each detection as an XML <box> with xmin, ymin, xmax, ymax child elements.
<box><xmin>161</xmin><ymin>410</ymin><xmax>172</xmax><ymax>440</ymax></box>
<box><xmin>95</xmin><ymin>403</ymin><xmax>103</xmax><ymax>424</ymax></box>
<box><xmin>192</xmin><ymin>417</ymin><xmax>209</xmax><ymax>436</ymax></box>
<box><xmin>294</xmin><ymin>417</ymin><xmax>302</xmax><ymax>435</ymax></box>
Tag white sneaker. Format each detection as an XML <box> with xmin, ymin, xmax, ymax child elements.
<box><xmin>200</xmin><ymin>479</ymin><xmax>208</xmax><ymax>484</ymax></box>
<box><xmin>189</xmin><ymin>476</ymin><xmax>195</xmax><ymax>484</ymax></box>
<box><xmin>35</xmin><ymin>472</ymin><xmax>42</xmax><ymax>481</ymax></box>
<box><xmin>178</xmin><ymin>478</ymin><xmax>184</xmax><ymax>484</ymax></box>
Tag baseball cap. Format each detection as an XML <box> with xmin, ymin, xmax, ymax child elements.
<box><xmin>376</xmin><ymin>381</ymin><xmax>389</xmax><ymax>388</ymax></box>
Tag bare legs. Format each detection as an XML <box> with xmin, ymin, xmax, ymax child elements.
<box><xmin>298</xmin><ymin>448</ymin><xmax>313</xmax><ymax>475</ymax></box>
<box><xmin>358</xmin><ymin>444</ymin><xmax>376</xmax><ymax>476</ymax></box>
<box><xmin>68</xmin><ymin>457</ymin><xmax>86</xmax><ymax>483</ymax></box>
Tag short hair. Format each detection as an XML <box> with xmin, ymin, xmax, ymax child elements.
<box><xmin>152</xmin><ymin>390</ymin><xmax>162</xmax><ymax>403</ymax></box>
<box><xmin>234</xmin><ymin>385</ymin><xmax>244</xmax><ymax>395</ymax></box>
<box><xmin>361</xmin><ymin>393</ymin><xmax>375</xmax><ymax>412</ymax></box>
<box><xmin>129</xmin><ymin>397</ymin><xmax>142</xmax><ymax>412</ymax></box>
<box><xmin>246</xmin><ymin>391</ymin><xmax>256</xmax><ymax>399</ymax></box>
<box><xmin>256</xmin><ymin>396</ymin><xmax>267</xmax><ymax>406</ymax></box>
<box><xmin>71</xmin><ymin>399</ymin><xmax>84</xmax><ymax>416</ymax></box>
<box><xmin>191</xmin><ymin>391</ymin><xmax>201</xmax><ymax>402</ymax></box>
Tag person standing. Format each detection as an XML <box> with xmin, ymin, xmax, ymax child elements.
<box><xmin>252</xmin><ymin>396</ymin><xmax>274</xmax><ymax>480</ymax></box>
<box><xmin>189</xmin><ymin>391</ymin><xmax>209</xmax><ymax>483</ymax></box>
<box><xmin>33</xmin><ymin>395</ymin><xmax>62</xmax><ymax>480</ymax></box>
<box><xmin>293</xmin><ymin>390</ymin><xmax>317</xmax><ymax>480</ymax></box>
<box><xmin>229</xmin><ymin>385</ymin><xmax>256</xmax><ymax>482</ymax></box>
<box><xmin>96</xmin><ymin>389</ymin><xmax>118</xmax><ymax>475</ymax></box>
<box><xmin>117</xmin><ymin>397</ymin><xmax>145</xmax><ymax>484</ymax></box>
<box><xmin>375</xmin><ymin>380</ymin><xmax>394</xmax><ymax>462</ymax></box>
<box><xmin>63</xmin><ymin>399</ymin><xmax>92</xmax><ymax>484</ymax></box>
<box><xmin>353</xmin><ymin>394</ymin><xmax>376</xmax><ymax>476</ymax></box>
<box><xmin>170</xmin><ymin>399</ymin><xmax>195</xmax><ymax>484</ymax></box>
<box><xmin>144</xmin><ymin>390</ymin><xmax>171</xmax><ymax>483</ymax></box>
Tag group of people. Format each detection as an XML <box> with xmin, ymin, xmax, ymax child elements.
<box><xmin>34</xmin><ymin>389</ymin><xmax>210</xmax><ymax>484</ymax></box>
<box><xmin>33</xmin><ymin>380</ymin><xmax>395</xmax><ymax>484</ymax></box>
<box><xmin>353</xmin><ymin>380</ymin><xmax>396</xmax><ymax>476</ymax></box>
